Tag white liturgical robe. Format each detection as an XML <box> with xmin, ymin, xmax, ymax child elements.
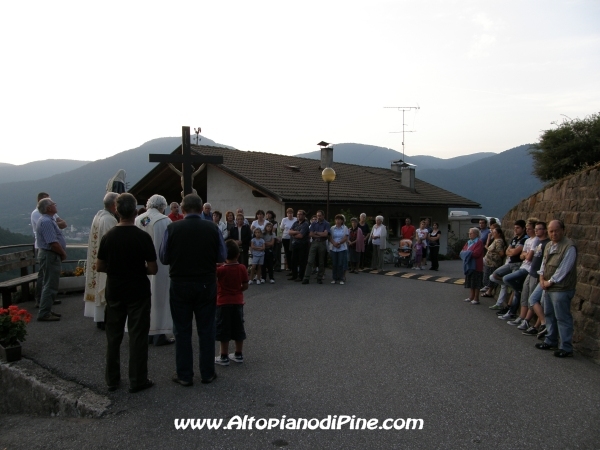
<box><xmin>84</xmin><ymin>209</ymin><xmax>118</xmax><ymax>322</ymax></box>
<box><xmin>135</xmin><ymin>208</ymin><xmax>173</xmax><ymax>335</ymax></box>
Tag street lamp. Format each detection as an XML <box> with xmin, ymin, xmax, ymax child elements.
<box><xmin>321</xmin><ymin>167</ymin><xmax>336</xmax><ymax>220</ymax></box>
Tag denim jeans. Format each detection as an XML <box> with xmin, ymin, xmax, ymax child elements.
<box><xmin>528</xmin><ymin>283</ymin><xmax>544</xmax><ymax>307</ymax></box>
<box><xmin>503</xmin><ymin>268</ymin><xmax>528</xmax><ymax>292</ymax></box>
<box><xmin>331</xmin><ymin>250</ymin><xmax>348</xmax><ymax>281</ymax></box>
<box><xmin>169</xmin><ymin>280</ymin><xmax>217</xmax><ymax>382</ymax></box>
<box><xmin>491</xmin><ymin>263</ymin><xmax>520</xmax><ymax>306</ymax></box>
<box><xmin>38</xmin><ymin>249</ymin><xmax>61</xmax><ymax>319</ymax></box>
<box><xmin>543</xmin><ymin>290</ymin><xmax>575</xmax><ymax>352</ymax></box>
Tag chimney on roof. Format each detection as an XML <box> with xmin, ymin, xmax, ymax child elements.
<box><xmin>391</xmin><ymin>160</ymin><xmax>416</xmax><ymax>191</ymax></box>
<box><xmin>318</xmin><ymin>141</ymin><xmax>333</xmax><ymax>169</ymax></box>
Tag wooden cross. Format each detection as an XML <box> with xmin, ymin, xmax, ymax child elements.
<box><xmin>148</xmin><ymin>126</ymin><xmax>223</xmax><ymax>196</ymax></box>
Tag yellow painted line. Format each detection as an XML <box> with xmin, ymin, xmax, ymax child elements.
<box><xmin>453</xmin><ymin>279</ymin><xmax>465</xmax><ymax>285</ymax></box>
<box><xmin>401</xmin><ymin>273</ymin><xmax>415</xmax><ymax>278</ymax></box>
<box><xmin>369</xmin><ymin>270</ymin><xmax>379</xmax><ymax>274</ymax></box>
<box><xmin>435</xmin><ymin>277</ymin><xmax>451</xmax><ymax>282</ymax></box>
<box><xmin>418</xmin><ymin>276</ymin><xmax>433</xmax><ymax>280</ymax></box>
<box><xmin>385</xmin><ymin>271</ymin><xmax>399</xmax><ymax>276</ymax></box>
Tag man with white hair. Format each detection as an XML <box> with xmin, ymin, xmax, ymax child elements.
<box><xmin>36</xmin><ymin>198</ymin><xmax>67</xmax><ymax>321</ymax></box>
<box><xmin>84</xmin><ymin>192</ymin><xmax>119</xmax><ymax>329</ymax></box>
<box><xmin>31</xmin><ymin>192</ymin><xmax>67</xmax><ymax>308</ymax></box>
<box><xmin>136</xmin><ymin>194</ymin><xmax>174</xmax><ymax>346</ymax></box>
<box><xmin>200</xmin><ymin>203</ymin><xmax>212</xmax><ymax>220</ymax></box>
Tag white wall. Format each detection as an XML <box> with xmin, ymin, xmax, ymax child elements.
<box><xmin>207</xmin><ymin>167</ymin><xmax>285</xmax><ymax>220</ymax></box>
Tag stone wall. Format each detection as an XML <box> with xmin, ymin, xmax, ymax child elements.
<box><xmin>502</xmin><ymin>163</ymin><xmax>600</xmax><ymax>363</ymax></box>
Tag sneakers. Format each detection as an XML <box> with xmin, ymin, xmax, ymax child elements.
<box><xmin>507</xmin><ymin>317</ymin><xmax>524</xmax><ymax>326</ymax></box>
<box><xmin>498</xmin><ymin>311</ymin><xmax>516</xmax><ymax>320</ymax></box>
<box><xmin>554</xmin><ymin>350</ymin><xmax>573</xmax><ymax>358</ymax></box>
<box><xmin>537</xmin><ymin>324</ymin><xmax>548</xmax><ymax>340</ymax></box>
<box><xmin>214</xmin><ymin>355</ymin><xmax>230</xmax><ymax>366</ymax></box>
<box><xmin>255</xmin><ymin>279</ymin><xmax>261</xmax><ymax>285</ymax></box>
<box><xmin>331</xmin><ymin>280</ymin><xmax>337</xmax><ymax>284</ymax></box>
<box><xmin>517</xmin><ymin>320</ymin><xmax>530</xmax><ymax>330</ymax></box>
<box><xmin>228</xmin><ymin>353</ymin><xmax>244</xmax><ymax>363</ymax></box>
<box><xmin>339</xmin><ymin>281</ymin><xmax>345</xmax><ymax>285</ymax></box>
<box><xmin>489</xmin><ymin>304</ymin><xmax>504</xmax><ymax>310</ymax></box>
<box><xmin>270</xmin><ymin>279</ymin><xmax>275</xmax><ymax>284</ymax></box>
<box><xmin>464</xmin><ymin>298</ymin><xmax>472</xmax><ymax>302</ymax></box>
<box><xmin>471</xmin><ymin>300</ymin><xmax>480</xmax><ymax>305</ymax></box>
<box><xmin>522</xmin><ymin>326</ymin><xmax>538</xmax><ymax>336</ymax></box>
<box><xmin>260</xmin><ymin>279</ymin><xmax>265</xmax><ymax>283</ymax></box>
<box><xmin>495</xmin><ymin>307</ymin><xmax>510</xmax><ymax>316</ymax></box>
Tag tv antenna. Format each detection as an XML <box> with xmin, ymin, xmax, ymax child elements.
<box><xmin>384</xmin><ymin>105</ymin><xmax>420</xmax><ymax>161</ymax></box>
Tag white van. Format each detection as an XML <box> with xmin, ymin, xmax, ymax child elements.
<box><xmin>447</xmin><ymin>211</ymin><xmax>488</xmax><ymax>241</ymax></box>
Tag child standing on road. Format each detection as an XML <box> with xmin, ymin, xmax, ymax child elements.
<box><xmin>262</xmin><ymin>222</ymin><xmax>276</xmax><ymax>284</ymax></box>
<box><xmin>250</xmin><ymin>228</ymin><xmax>265</xmax><ymax>284</ymax></box>
<box><xmin>215</xmin><ymin>240</ymin><xmax>249</xmax><ymax>366</ymax></box>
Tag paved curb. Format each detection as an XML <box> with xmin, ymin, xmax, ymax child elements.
<box><xmin>358</xmin><ymin>268</ymin><xmax>465</xmax><ymax>285</ymax></box>
<box><xmin>0</xmin><ymin>358</ymin><xmax>110</xmax><ymax>417</ymax></box>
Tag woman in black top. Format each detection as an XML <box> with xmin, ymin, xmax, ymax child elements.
<box><xmin>428</xmin><ymin>222</ymin><xmax>441</xmax><ymax>271</ymax></box>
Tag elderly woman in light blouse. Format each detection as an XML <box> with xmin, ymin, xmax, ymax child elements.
<box><xmin>369</xmin><ymin>215</ymin><xmax>387</xmax><ymax>272</ymax></box>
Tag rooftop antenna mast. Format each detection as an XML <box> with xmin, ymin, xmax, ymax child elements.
<box><xmin>384</xmin><ymin>105</ymin><xmax>420</xmax><ymax>161</ymax></box>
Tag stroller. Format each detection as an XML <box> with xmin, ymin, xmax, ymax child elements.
<box><xmin>394</xmin><ymin>239</ymin><xmax>413</xmax><ymax>268</ymax></box>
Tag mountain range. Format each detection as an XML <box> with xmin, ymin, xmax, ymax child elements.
<box><xmin>297</xmin><ymin>143</ymin><xmax>541</xmax><ymax>219</ymax></box>
<box><xmin>295</xmin><ymin>144</ymin><xmax>495</xmax><ymax>171</ymax></box>
<box><xmin>0</xmin><ymin>138</ymin><xmax>543</xmax><ymax>236</ymax></box>
<box><xmin>0</xmin><ymin>159</ymin><xmax>90</xmax><ymax>184</ymax></box>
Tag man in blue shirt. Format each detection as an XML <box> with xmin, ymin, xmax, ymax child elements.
<box><xmin>35</xmin><ymin>198</ymin><xmax>67</xmax><ymax>322</ymax></box>
<box><xmin>302</xmin><ymin>210</ymin><xmax>330</xmax><ymax>285</ymax></box>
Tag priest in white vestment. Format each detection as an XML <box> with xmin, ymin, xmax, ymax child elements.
<box><xmin>135</xmin><ymin>194</ymin><xmax>174</xmax><ymax>345</ymax></box>
<box><xmin>84</xmin><ymin>192</ymin><xmax>119</xmax><ymax>328</ymax></box>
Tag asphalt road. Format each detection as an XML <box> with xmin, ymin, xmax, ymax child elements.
<box><xmin>1</xmin><ymin>261</ymin><xmax>599</xmax><ymax>449</ymax></box>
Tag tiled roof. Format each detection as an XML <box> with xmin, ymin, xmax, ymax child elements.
<box><xmin>130</xmin><ymin>144</ymin><xmax>480</xmax><ymax>208</ymax></box>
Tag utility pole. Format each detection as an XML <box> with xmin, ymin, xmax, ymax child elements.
<box><xmin>384</xmin><ymin>106</ymin><xmax>420</xmax><ymax>161</ymax></box>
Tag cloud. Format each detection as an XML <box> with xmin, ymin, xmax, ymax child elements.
<box><xmin>468</xmin><ymin>33</ymin><xmax>497</xmax><ymax>58</ymax></box>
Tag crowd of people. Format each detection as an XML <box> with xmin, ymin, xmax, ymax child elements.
<box><xmin>30</xmin><ymin>188</ymin><xmax>578</xmax><ymax>394</ymax></box>
<box><xmin>460</xmin><ymin>218</ymin><xmax>578</xmax><ymax>358</ymax></box>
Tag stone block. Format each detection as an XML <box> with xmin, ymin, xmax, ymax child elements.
<box><xmin>589</xmin><ymin>286</ymin><xmax>600</xmax><ymax>305</ymax></box>
<box><xmin>590</xmin><ymin>270</ymin><xmax>600</xmax><ymax>285</ymax></box>
<box><xmin>576</xmin><ymin>283</ymin><xmax>592</xmax><ymax>299</ymax></box>
<box><xmin>582</xmin><ymin>254</ymin><xmax>600</xmax><ymax>269</ymax></box>
<box><xmin>581</xmin><ymin>302</ymin><xmax>598</xmax><ymax>319</ymax></box>
<box><xmin>579</xmin><ymin>212</ymin><xmax>594</xmax><ymax>226</ymax></box>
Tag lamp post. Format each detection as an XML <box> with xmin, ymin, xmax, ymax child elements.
<box><xmin>321</xmin><ymin>167</ymin><xmax>336</xmax><ymax>220</ymax></box>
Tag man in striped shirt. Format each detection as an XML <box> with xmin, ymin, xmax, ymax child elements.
<box><xmin>35</xmin><ymin>198</ymin><xmax>67</xmax><ymax>322</ymax></box>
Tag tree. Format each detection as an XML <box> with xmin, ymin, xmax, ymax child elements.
<box><xmin>529</xmin><ymin>113</ymin><xmax>600</xmax><ymax>182</ymax></box>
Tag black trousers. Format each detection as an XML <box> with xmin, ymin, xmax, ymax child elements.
<box><xmin>429</xmin><ymin>246</ymin><xmax>440</xmax><ymax>270</ymax></box>
<box><xmin>105</xmin><ymin>295</ymin><xmax>151</xmax><ymax>389</ymax></box>
<box><xmin>290</xmin><ymin>243</ymin><xmax>309</xmax><ymax>279</ymax></box>
<box><xmin>262</xmin><ymin>250</ymin><xmax>275</xmax><ymax>280</ymax></box>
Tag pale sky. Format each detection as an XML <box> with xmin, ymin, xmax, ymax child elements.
<box><xmin>1</xmin><ymin>0</ymin><xmax>599</xmax><ymax>165</ymax></box>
